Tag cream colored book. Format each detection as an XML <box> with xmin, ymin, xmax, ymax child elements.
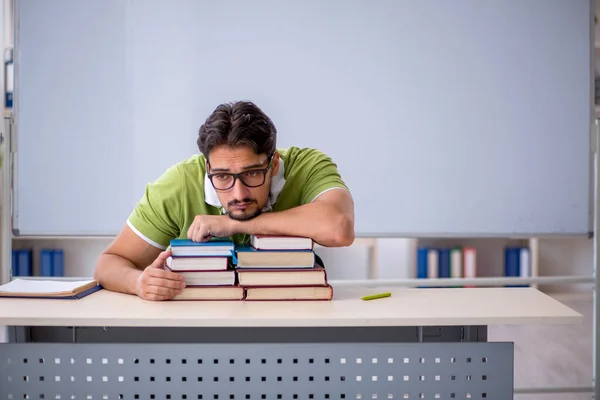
<box><xmin>0</xmin><ymin>278</ymin><xmax>101</xmax><ymax>299</ymax></box>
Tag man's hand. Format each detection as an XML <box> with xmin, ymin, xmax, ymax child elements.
<box><xmin>187</xmin><ymin>215</ymin><xmax>238</xmax><ymax>242</ymax></box>
<box><xmin>135</xmin><ymin>250</ymin><xmax>186</xmax><ymax>301</ymax></box>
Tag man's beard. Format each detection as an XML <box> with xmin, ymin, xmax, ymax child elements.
<box><xmin>226</xmin><ymin>198</ymin><xmax>262</xmax><ymax>221</ymax></box>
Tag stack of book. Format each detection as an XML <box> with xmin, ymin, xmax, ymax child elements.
<box><xmin>166</xmin><ymin>238</ymin><xmax>244</xmax><ymax>300</ymax></box>
<box><xmin>235</xmin><ymin>234</ymin><xmax>333</xmax><ymax>300</ymax></box>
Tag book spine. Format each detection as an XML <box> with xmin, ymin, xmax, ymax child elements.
<box><xmin>52</xmin><ymin>249</ymin><xmax>65</xmax><ymax>277</ymax></box>
<box><xmin>450</xmin><ymin>247</ymin><xmax>463</xmax><ymax>287</ymax></box>
<box><xmin>504</xmin><ymin>247</ymin><xmax>520</xmax><ymax>287</ymax></box>
<box><xmin>438</xmin><ymin>249</ymin><xmax>451</xmax><ymax>279</ymax></box>
<box><xmin>11</xmin><ymin>250</ymin><xmax>18</xmax><ymax>277</ymax></box>
<box><xmin>462</xmin><ymin>247</ymin><xmax>476</xmax><ymax>287</ymax></box>
<box><xmin>519</xmin><ymin>247</ymin><xmax>530</xmax><ymax>287</ymax></box>
<box><xmin>417</xmin><ymin>247</ymin><xmax>428</xmax><ymax>279</ymax></box>
<box><xmin>427</xmin><ymin>249</ymin><xmax>438</xmax><ymax>279</ymax></box>
<box><xmin>17</xmin><ymin>249</ymin><xmax>32</xmax><ymax>276</ymax></box>
<box><xmin>40</xmin><ymin>249</ymin><xmax>53</xmax><ymax>277</ymax></box>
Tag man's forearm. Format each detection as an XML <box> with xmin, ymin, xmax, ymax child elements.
<box><xmin>237</xmin><ymin>201</ymin><xmax>354</xmax><ymax>247</ymax></box>
<box><xmin>93</xmin><ymin>254</ymin><xmax>142</xmax><ymax>295</ymax></box>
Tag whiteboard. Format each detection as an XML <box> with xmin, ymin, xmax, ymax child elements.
<box><xmin>12</xmin><ymin>0</ymin><xmax>594</xmax><ymax>237</ymax></box>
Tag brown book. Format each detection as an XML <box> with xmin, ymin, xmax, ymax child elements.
<box><xmin>237</xmin><ymin>266</ymin><xmax>327</xmax><ymax>287</ymax></box>
<box><xmin>172</xmin><ymin>285</ymin><xmax>244</xmax><ymax>301</ymax></box>
<box><xmin>236</xmin><ymin>248</ymin><xmax>315</xmax><ymax>268</ymax></box>
<box><xmin>244</xmin><ymin>285</ymin><xmax>333</xmax><ymax>301</ymax></box>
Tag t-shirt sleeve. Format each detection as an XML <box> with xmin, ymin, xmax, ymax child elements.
<box><xmin>127</xmin><ymin>165</ymin><xmax>183</xmax><ymax>249</ymax></box>
<box><xmin>299</xmin><ymin>149</ymin><xmax>350</xmax><ymax>205</ymax></box>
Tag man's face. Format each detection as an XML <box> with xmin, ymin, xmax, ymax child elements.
<box><xmin>206</xmin><ymin>145</ymin><xmax>279</xmax><ymax>221</ymax></box>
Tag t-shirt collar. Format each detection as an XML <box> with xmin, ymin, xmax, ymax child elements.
<box><xmin>204</xmin><ymin>157</ymin><xmax>286</xmax><ymax>213</ymax></box>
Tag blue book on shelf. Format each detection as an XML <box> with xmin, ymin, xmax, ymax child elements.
<box><xmin>40</xmin><ymin>249</ymin><xmax>53</xmax><ymax>277</ymax></box>
<box><xmin>417</xmin><ymin>247</ymin><xmax>428</xmax><ymax>279</ymax></box>
<box><xmin>504</xmin><ymin>247</ymin><xmax>520</xmax><ymax>287</ymax></box>
<box><xmin>40</xmin><ymin>249</ymin><xmax>65</xmax><ymax>277</ymax></box>
<box><xmin>438</xmin><ymin>249</ymin><xmax>451</xmax><ymax>279</ymax></box>
<box><xmin>52</xmin><ymin>249</ymin><xmax>64</xmax><ymax>276</ymax></box>
<box><xmin>11</xmin><ymin>250</ymin><xmax>18</xmax><ymax>277</ymax></box>
<box><xmin>17</xmin><ymin>249</ymin><xmax>32</xmax><ymax>276</ymax></box>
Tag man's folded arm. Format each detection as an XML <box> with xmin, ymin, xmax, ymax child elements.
<box><xmin>238</xmin><ymin>187</ymin><xmax>355</xmax><ymax>247</ymax></box>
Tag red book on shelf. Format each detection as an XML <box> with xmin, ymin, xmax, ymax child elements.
<box><xmin>462</xmin><ymin>247</ymin><xmax>477</xmax><ymax>288</ymax></box>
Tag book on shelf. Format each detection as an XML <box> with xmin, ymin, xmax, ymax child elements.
<box><xmin>504</xmin><ymin>246</ymin><xmax>530</xmax><ymax>287</ymax></box>
<box><xmin>462</xmin><ymin>247</ymin><xmax>477</xmax><ymax>287</ymax></box>
<box><xmin>417</xmin><ymin>246</ymin><xmax>477</xmax><ymax>287</ymax></box>
<box><xmin>0</xmin><ymin>278</ymin><xmax>101</xmax><ymax>299</ymax></box>
<box><xmin>12</xmin><ymin>249</ymin><xmax>32</xmax><ymax>277</ymax></box>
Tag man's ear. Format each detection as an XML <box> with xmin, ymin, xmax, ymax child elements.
<box><xmin>271</xmin><ymin>151</ymin><xmax>280</xmax><ymax>176</ymax></box>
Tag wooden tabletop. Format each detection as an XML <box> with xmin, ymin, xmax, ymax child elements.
<box><xmin>0</xmin><ymin>285</ymin><xmax>583</xmax><ymax>327</ymax></box>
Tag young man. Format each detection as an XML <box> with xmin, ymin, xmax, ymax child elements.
<box><xmin>93</xmin><ymin>101</ymin><xmax>355</xmax><ymax>300</ymax></box>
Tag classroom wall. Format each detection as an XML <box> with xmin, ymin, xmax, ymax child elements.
<box><xmin>3</xmin><ymin>1</ymin><xmax>597</xmax><ymax>294</ymax></box>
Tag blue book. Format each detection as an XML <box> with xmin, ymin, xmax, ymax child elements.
<box><xmin>17</xmin><ymin>249</ymin><xmax>32</xmax><ymax>276</ymax></box>
<box><xmin>52</xmin><ymin>249</ymin><xmax>64</xmax><ymax>276</ymax></box>
<box><xmin>438</xmin><ymin>249</ymin><xmax>451</xmax><ymax>279</ymax></box>
<box><xmin>40</xmin><ymin>249</ymin><xmax>53</xmax><ymax>277</ymax></box>
<box><xmin>169</xmin><ymin>238</ymin><xmax>234</xmax><ymax>257</ymax></box>
<box><xmin>417</xmin><ymin>247</ymin><xmax>428</xmax><ymax>279</ymax></box>
<box><xmin>504</xmin><ymin>247</ymin><xmax>520</xmax><ymax>287</ymax></box>
<box><xmin>170</xmin><ymin>237</ymin><xmax>234</xmax><ymax>246</ymax></box>
<box><xmin>11</xmin><ymin>250</ymin><xmax>18</xmax><ymax>277</ymax></box>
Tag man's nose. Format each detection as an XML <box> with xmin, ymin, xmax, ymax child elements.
<box><xmin>232</xmin><ymin>177</ymin><xmax>250</xmax><ymax>199</ymax></box>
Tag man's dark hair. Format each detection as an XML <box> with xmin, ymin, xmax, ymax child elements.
<box><xmin>197</xmin><ymin>101</ymin><xmax>277</xmax><ymax>159</ymax></box>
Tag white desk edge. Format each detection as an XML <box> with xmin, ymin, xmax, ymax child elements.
<box><xmin>0</xmin><ymin>285</ymin><xmax>584</xmax><ymax>328</ymax></box>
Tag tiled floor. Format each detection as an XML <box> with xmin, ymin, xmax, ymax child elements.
<box><xmin>488</xmin><ymin>292</ymin><xmax>594</xmax><ymax>399</ymax></box>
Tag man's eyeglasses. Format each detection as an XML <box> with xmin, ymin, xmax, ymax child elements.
<box><xmin>207</xmin><ymin>155</ymin><xmax>273</xmax><ymax>191</ymax></box>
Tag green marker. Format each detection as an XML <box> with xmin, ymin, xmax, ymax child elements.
<box><xmin>361</xmin><ymin>292</ymin><xmax>391</xmax><ymax>301</ymax></box>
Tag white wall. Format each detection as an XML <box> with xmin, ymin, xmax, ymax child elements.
<box><xmin>3</xmin><ymin>1</ymin><xmax>597</xmax><ymax>294</ymax></box>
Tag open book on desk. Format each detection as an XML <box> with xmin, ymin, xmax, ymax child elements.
<box><xmin>0</xmin><ymin>278</ymin><xmax>101</xmax><ymax>299</ymax></box>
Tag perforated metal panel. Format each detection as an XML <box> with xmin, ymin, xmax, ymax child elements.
<box><xmin>0</xmin><ymin>342</ymin><xmax>513</xmax><ymax>399</ymax></box>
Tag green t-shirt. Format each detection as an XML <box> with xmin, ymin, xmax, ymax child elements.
<box><xmin>127</xmin><ymin>146</ymin><xmax>349</xmax><ymax>249</ymax></box>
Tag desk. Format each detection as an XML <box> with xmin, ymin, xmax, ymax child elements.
<box><xmin>0</xmin><ymin>286</ymin><xmax>583</xmax><ymax>400</ymax></box>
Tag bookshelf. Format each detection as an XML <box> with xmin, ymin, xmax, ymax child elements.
<box><xmin>8</xmin><ymin>234</ymin><xmax>593</xmax><ymax>294</ymax></box>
